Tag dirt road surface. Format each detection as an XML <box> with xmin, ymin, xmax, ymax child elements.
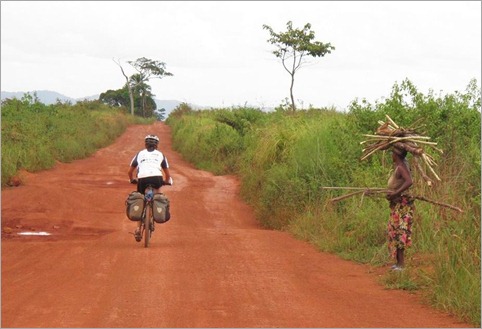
<box><xmin>1</xmin><ymin>122</ymin><xmax>472</xmax><ymax>328</ymax></box>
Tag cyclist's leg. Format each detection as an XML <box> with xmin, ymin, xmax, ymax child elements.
<box><xmin>154</xmin><ymin>176</ymin><xmax>164</xmax><ymax>194</ymax></box>
<box><xmin>137</xmin><ymin>178</ymin><xmax>146</xmax><ymax>194</ymax></box>
<box><xmin>140</xmin><ymin>176</ymin><xmax>163</xmax><ymax>194</ymax></box>
<box><xmin>134</xmin><ymin>220</ymin><xmax>142</xmax><ymax>241</ymax></box>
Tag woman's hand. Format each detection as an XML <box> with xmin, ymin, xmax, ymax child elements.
<box><xmin>386</xmin><ymin>190</ymin><xmax>398</xmax><ymax>201</ymax></box>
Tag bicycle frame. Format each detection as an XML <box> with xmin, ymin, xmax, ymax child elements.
<box><xmin>138</xmin><ymin>185</ymin><xmax>155</xmax><ymax>248</ymax></box>
<box><xmin>133</xmin><ymin>180</ymin><xmax>170</xmax><ymax>247</ymax></box>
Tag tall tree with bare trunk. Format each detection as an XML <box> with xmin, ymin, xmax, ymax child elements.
<box><xmin>263</xmin><ymin>21</ymin><xmax>335</xmax><ymax>111</ymax></box>
<box><xmin>113</xmin><ymin>57</ymin><xmax>173</xmax><ymax>116</ymax></box>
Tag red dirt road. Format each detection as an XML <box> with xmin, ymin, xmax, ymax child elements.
<box><xmin>1</xmin><ymin>122</ymin><xmax>472</xmax><ymax>328</ymax></box>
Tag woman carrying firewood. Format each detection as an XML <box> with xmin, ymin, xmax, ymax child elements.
<box><xmin>386</xmin><ymin>146</ymin><xmax>415</xmax><ymax>271</ymax></box>
<box><xmin>360</xmin><ymin>115</ymin><xmax>442</xmax><ymax>271</ymax></box>
<box><xmin>327</xmin><ymin>116</ymin><xmax>459</xmax><ymax>271</ymax></box>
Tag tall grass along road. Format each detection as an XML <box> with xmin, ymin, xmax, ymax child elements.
<box><xmin>1</xmin><ymin>121</ymin><xmax>472</xmax><ymax>328</ymax></box>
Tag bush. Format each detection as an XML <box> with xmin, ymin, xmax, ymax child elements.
<box><xmin>1</xmin><ymin>98</ymin><xmax>131</xmax><ymax>186</ymax></box>
<box><xmin>166</xmin><ymin>79</ymin><xmax>480</xmax><ymax>325</ymax></box>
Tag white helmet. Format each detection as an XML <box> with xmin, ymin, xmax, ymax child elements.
<box><xmin>145</xmin><ymin>134</ymin><xmax>159</xmax><ymax>148</ymax></box>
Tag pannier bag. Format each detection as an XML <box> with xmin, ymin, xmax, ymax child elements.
<box><xmin>153</xmin><ymin>193</ymin><xmax>171</xmax><ymax>223</ymax></box>
<box><xmin>125</xmin><ymin>191</ymin><xmax>144</xmax><ymax>221</ymax></box>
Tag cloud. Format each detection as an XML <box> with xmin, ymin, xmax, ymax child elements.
<box><xmin>1</xmin><ymin>1</ymin><xmax>480</xmax><ymax>108</ymax></box>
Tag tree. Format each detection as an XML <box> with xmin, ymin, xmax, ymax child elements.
<box><xmin>99</xmin><ymin>88</ymin><xmax>130</xmax><ymax>108</ymax></box>
<box><xmin>155</xmin><ymin>108</ymin><xmax>167</xmax><ymax>121</ymax></box>
<box><xmin>263</xmin><ymin>21</ymin><xmax>335</xmax><ymax>111</ymax></box>
<box><xmin>113</xmin><ymin>58</ymin><xmax>136</xmax><ymax>115</ymax></box>
<box><xmin>113</xmin><ymin>57</ymin><xmax>173</xmax><ymax>115</ymax></box>
<box><xmin>99</xmin><ymin>85</ymin><xmax>156</xmax><ymax>117</ymax></box>
<box><xmin>130</xmin><ymin>73</ymin><xmax>155</xmax><ymax>117</ymax></box>
<box><xmin>128</xmin><ymin>57</ymin><xmax>173</xmax><ymax>117</ymax></box>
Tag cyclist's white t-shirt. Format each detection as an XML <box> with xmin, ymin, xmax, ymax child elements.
<box><xmin>130</xmin><ymin>149</ymin><xmax>169</xmax><ymax>178</ymax></box>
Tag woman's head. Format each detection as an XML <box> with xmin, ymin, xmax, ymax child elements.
<box><xmin>392</xmin><ymin>146</ymin><xmax>408</xmax><ymax>159</ymax></box>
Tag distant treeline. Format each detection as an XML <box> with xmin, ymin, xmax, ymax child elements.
<box><xmin>166</xmin><ymin>78</ymin><xmax>481</xmax><ymax>326</ymax></box>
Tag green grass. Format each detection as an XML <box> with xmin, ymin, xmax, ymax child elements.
<box><xmin>1</xmin><ymin>98</ymin><xmax>146</xmax><ymax>186</ymax></box>
<box><xmin>166</xmin><ymin>79</ymin><xmax>481</xmax><ymax>326</ymax></box>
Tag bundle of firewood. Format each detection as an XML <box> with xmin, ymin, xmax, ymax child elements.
<box><xmin>360</xmin><ymin>115</ymin><xmax>443</xmax><ymax>185</ymax></box>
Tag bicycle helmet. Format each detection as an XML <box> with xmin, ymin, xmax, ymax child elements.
<box><xmin>145</xmin><ymin>134</ymin><xmax>159</xmax><ymax>148</ymax></box>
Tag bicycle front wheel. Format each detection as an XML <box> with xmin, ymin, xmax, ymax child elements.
<box><xmin>144</xmin><ymin>204</ymin><xmax>152</xmax><ymax>248</ymax></box>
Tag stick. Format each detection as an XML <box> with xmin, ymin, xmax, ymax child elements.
<box><xmin>361</xmin><ymin>134</ymin><xmax>431</xmax><ymax>140</ymax></box>
<box><xmin>329</xmin><ymin>189</ymin><xmax>464</xmax><ymax>213</ymax></box>
<box><xmin>385</xmin><ymin>115</ymin><xmax>399</xmax><ymax>129</ymax></box>
<box><xmin>330</xmin><ymin>190</ymin><xmax>367</xmax><ymax>202</ymax></box>
<box><xmin>321</xmin><ymin>186</ymin><xmax>386</xmax><ymax>190</ymax></box>
<box><xmin>422</xmin><ymin>154</ymin><xmax>442</xmax><ymax>181</ymax></box>
<box><xmin>413</xmin><ymin>195</ymin><xmax>464</xmax><ymax>213</ymax></box>
<box><xmin>360</xmin><ymin>143</ymin><xmax>391</xmax><ymax>161</ymax></box>
<box><xmin>413</xmin><ymin>157</ymin><xmax>434</xmax><ymax>186</ymax></box>
<box><xmin>329</xmin><ymin>188</ymin><xmax>389</xmax><ymax>202</ymax></box>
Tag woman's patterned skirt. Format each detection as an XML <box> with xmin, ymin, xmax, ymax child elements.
<box><xmin>388</xmin><ymin>195</ymin><xmax>415</xmax><ymax>258</ymax></box>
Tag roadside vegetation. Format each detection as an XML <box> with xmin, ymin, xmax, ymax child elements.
<box><xmin>2</xmin><ymin>78</ymin><xmax>479</xmax><ymax>325</ymax></box>
<box><xmin>166</xmin><ymin>78</ymin><xmax>481</xmax><ymax>326</ymax></box>
<box><xmin>1</xmin><ymin>94</ymin><xmax>154</xmax><ymax>186</ymax></box>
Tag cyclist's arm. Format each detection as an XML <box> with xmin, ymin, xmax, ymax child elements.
<box><xmin>128</xmin><ymin>166</ymin><xmax>137</xmax><ymax>182</ymax></box>
<box><xmin>128</xmin><ymin>153</ymin><xmax>139</xmax><ymax>182</ymax></box>
<box><xmin>163</xmin><ymin>167</ymin><xmax>172</xmax><ymax>185</ymax></box>
<box><xmin>160</xmin><ymin>154</ymin><xmax>171</xmax><ymax>185</ymax></box>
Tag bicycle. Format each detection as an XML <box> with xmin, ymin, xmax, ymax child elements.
<box><xmin>133</xmin><ymin>180</ymin><xmax>171</xmax><ymax>248</ymax></box>
<box><xmin>134</xmin><ymin>185</ymin><xmax>154</xmax><ymax>247</ymax></box>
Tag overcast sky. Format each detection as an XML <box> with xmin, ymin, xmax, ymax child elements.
<box><xmin>1</xmin><ymin>1</ymin><xmax>481</xmax><ymax>110</ymax></box>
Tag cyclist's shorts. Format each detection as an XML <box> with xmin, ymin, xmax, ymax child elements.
<box><xmin>138</xmin><ymin>176</ymin><xmax>164</xmax><ymax>193</ymax></box>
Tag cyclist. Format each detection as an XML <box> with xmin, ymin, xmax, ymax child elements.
<box><xmin>128</xmin><ymin>134</ymin><xmax>172</xmax><ymax>238</ymax></box>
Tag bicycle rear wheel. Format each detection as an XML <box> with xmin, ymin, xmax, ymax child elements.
<box><xmin>144</xmin><ymin>204</ymin><xmax>152</xmax><ymax>248</ymax></box>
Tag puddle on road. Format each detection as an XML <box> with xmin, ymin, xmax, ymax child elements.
<box><xmin>17</xmin><ymin>231</ymin><xmax>51</xmax><ymax>236</ymax></box>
